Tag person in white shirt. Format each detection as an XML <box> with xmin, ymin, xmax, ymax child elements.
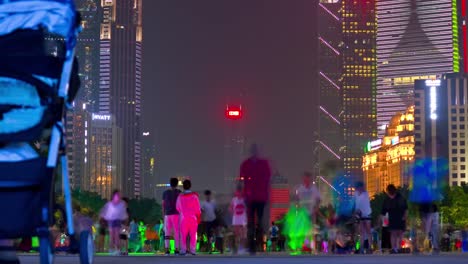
<box><xmin>354</xmin><ymin>181</ymin><xmax>372</xmax><ymax>254</ymax></box>
<box><xmin>296</xmin><ymin>172</ymin><xmax>321</xmax><ymax>223</ymax></box>
<box><xmin>230</xmin><ymin>187</ymin><xmax>247</xmax><ymax>254</ymax></box>
<box><xmin>201</xmin><ymin>190</ymin><xmax>217</xmax><ymax>252</ymax></box>
<box><xmin>296</xmin><ymin>172</ymin><xmax>321</xmax><ymax>252</ymax></box>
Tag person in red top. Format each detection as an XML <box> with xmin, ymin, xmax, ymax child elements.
<box><xmin>240</xmin><ymin>144</ymin><xmax>272</xmax><ymax>254</ymax></box>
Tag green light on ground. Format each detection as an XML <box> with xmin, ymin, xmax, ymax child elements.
<box><xmin>170</xmin><ymin>239</ymin><xmax>175</xmax><ymax>252</ymax></box>
<box><xmin>283</xmin><ymin>205</ymin><xmax>312</xmax><ymax>252</ymax></box>
<box><xmin>32</xmin><ymin>237</ymin><xmax>39</xmax><ymax>248</ymax></box>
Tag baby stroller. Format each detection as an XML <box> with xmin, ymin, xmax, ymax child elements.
<box><xmin>0</xmin><ymin>0</ymin><xmax>93</xmax><ymax>263</ymax></box>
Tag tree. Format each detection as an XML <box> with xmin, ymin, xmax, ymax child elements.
<box><xmin>128</xmin><ymin>198</ymin><xmax>162</xmax><ymax>225</ymax></box>
<box><xmin>440</xmin><ymin>186</ymin><xmax>468</xmax><ymax>228</ymax></box>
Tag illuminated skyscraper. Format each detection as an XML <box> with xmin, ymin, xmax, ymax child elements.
<box><xmin>100</xmin><ymin>0</ymin><xmax>143</xmax><ymax>197</ymax></box>
<box><xmin>414</xmin><ymin>74</ymin><xmax>468</xmax><ymax>187</ymax></box>
<box><xmin>74</xmin><ymin>0</ymin><xmax>101</xmax><ymax>111</ymax></box>
<box><xmin>65</xmin><ymin>105</ymin><xmax>88</xmax><ymax>190</ymax></box>
<box><xmin>377</xmin><ymin>0</ymin><xmax>461</xmax><ymax>136</ymax></box>
<box><xmin>341</xmin><ymin>0</ymin><xmax>377</xmax><ymax>181</ymax></box>
<box><xmin>316</xmin><ymin>0</ymin><xmax>342</xmax><ymax>204</ymax></box>
<box><xmin>84</xmin><ymin>113</ymin><xmax>123</xmax><ymax>199</ymax></box>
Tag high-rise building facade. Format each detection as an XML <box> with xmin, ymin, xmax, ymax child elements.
<box><xmin>315</xmin><ymin>0</ymin><xmax>343</xmax><ymax>205</ymax></box>
<box><xmin>341</xmin><ymin>0</ymin><xmax>377</xmax><ymax>181</ymax></box>
<box><xmin>316</xmin><ymin>0</ymin><xmax>343</xmax><ymax>176</ymax></box>
<box><xmin>75</xmin><ymin>0</ymin><xmax>102</xmax><ymax>111</ymax></box>
<box><xmin>414</xmin><ymin>74</ymin><xmax>468</xmax><ymax>187</ymax></box>
<box><xmin>459</xmin><ymin>0</ymin><xmax>468</xmax><ymax>73</ymax></box>
<box><xmin>100</xmin><ymin>0</ymin><xmax>143</xmax><ymax>197</ymax></box>
<box><xmin>83</xmin><ymin>113</ymin><xmax>123</xmax><ymax>198</ymax></box>
<box><xmin>377</xmin><ymin>0</ymin><xmax>461</xmax><ymax>136</ymax></box>
<box><xmin>363</xmin><ymin>106</ymin><xmax>415</xmax><ymax>197</ymax></box>
<box><xmin>65</xmin><ymin>104</ymin><xmax>88</xmax><ymax>190</ymax></box>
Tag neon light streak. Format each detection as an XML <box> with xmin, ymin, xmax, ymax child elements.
<box><xmin>463</xmin><ymin>0</ymin><xmax>467</xmax><ymax>73</ymax></box>
<box><xmin>317</xmin><ymin>176</ymin><xmax>340</xmax><ymax>194</ymax></box>
<box><xmin>319</xmin><ymin>3</ymin><xmax>339</xmax><ymax>21</ymax></box>
<box><xmin>464</xmin><ymin>24</ymin><xmax>467</xmax><ymax>73</ymax></box>
<box><xmin>317</xmin><ymin>140</ymin><xmax>341</xmax><ymax>159</ymax></box>
<box><xmin>320</xmin><ymin>106</ymin><xmax>340</xmax><ymax>124</ymax></box>
<box><xmin>452</xmin><ymin>0</ymin><xmax>460</xmax><ymax>72</ymax></box>
<box><xmin>319</xmin><ymin>37</ymin><xmax>340</xmax><ymax>55</ymax></box>
<box><xmin>319</xmin><ymin>71</ymin><xmax>340</xmax><ymax>90</ymax></box>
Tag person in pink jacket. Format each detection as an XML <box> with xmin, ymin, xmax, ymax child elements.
<box><xmin>176</xmin><ymin>179</ymin><xmax>201</xmax><ymax>255</ymax></box>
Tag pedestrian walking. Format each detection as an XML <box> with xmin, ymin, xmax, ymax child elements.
<box><xmin>230</xmin><ymin>187</ymin><xmax>247</xmax><ymax>254</ymax></box>
<box><xmin>410</xmin><ymin>137</ymin><xmax>447</xmax><ymax>254</ymax></box>
<box><xmin>381</xmin><ymin>184</ymin><xmax>408</xmax><ymax>254</ymax></box>
<box><xmin>240</xmin><ymin>144</ymin><xmax>272</xmax><ymax>255</ymax></box>
<box><xmin>99</xmin><ymin>190</ymin><xmax>128</xmax><ymax>256</ymax></box>
<box><xmin>296</xmin><ymin>171</ymin><xmax>321</xmax><ymax>251</ymax></box>
<box><xmin>354</xmin><ymin>181</ymin><xmax>372</xmax><ymax>254</ymax></box>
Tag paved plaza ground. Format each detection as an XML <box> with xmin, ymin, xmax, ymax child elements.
<box><xmin>17</xmin><ymin>252</ymin><xmax>468</xmax><ymax>264</ymax></box>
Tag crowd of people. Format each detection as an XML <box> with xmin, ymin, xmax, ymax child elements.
<box><xmin>92</xmin><ymin>143</ymin><xmax>468</xmax><ymax>256</ymax></box>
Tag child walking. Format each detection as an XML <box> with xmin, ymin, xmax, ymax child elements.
<box><xmin>100</xmin><ymin>190</ymin><xmax>128</xmax><ymax>255</ymax></box>
<box><xmin>230</xmin><ymin>187</ymin><xmax>247</xmax><ymax>254</ymax></box>
<box><xmin>176</xmin><ymin>180</ymin><xmax>201</xmax><ymax>255</ymax></box>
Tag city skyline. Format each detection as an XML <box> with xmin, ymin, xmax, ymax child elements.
<box><xmin>65</xmin><ymin>0</ymin><xmax>468</xmax><ymax>199</ymax></box>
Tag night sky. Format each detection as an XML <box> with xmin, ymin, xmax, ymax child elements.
<box><xmin>142</xmin><ymin>0</ymin><xmax>318</xmax><ymax>193</ymax></box>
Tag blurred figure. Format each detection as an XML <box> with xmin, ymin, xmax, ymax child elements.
<box><xmin>201</xmin><ymin>189</ymin><xmax>216</xmax><ymax>252</ymax></box>
<box><xmin>296</xmin><ymin>171</ymin><xmax>321</xmax><ymax>251</ymax></box>
<box><xmin>326</xmin><ymin>205</ymin><xmax>338</xmax><ymax>254</ymax></box>
<box><xmin>410</xmin><ymin>137</ymin><xmax>447</xmax><ymax>254</ymax></box>
<box><xmin>153</xmin><ymin>220</ymin><xmax>163</xmax><ymax>252</ymax></box>
<box><xmin>144</xmin><ymin>224</ymin><xmax>158</xmax><ymax>252</ymax></box>
<box><xmin>381</xmin><ymin>184</ymin><xmax>407</xmax><ymax>254</ymax></box>
<box><xmin>381</xmin><ymin>212</ymin><xmax>391</xmax><ymax>251</ymax></box>
<box><xmin>269</xmin><ymin>222</ymin><xmax>279</xmax><ymax>252</ymax></box>
<box><xmin>230</xmin><ymin>186</ymin><xmax>247</xmax><ymax>254</ymax></box>
<box><xmin>97</xmin><ymin>217</ymin><xmax>107</xmax><ymax>252</ymax></box>
<box><xmin>162</xmin><ymin>177</ymin><xmax>181</xmax><ymax>255</ymax></box>
<box><xmin>100</xmin><ymin>190</ymin><xmax>128</xmax><ymax>255</ymax></box>
<box><xmin>176</xmin><ymin>180</ymin><xmax>201</xmax><ymax>255</ymax></box>
<box><xmin>354</xmin><ymin>181</ymin><xmax>372</xmax><ymax>254</ymax></box>
<box><xmin>120</xmin><ymin>197</ymin><xmax>130</xmax><ymax>255</ymax></box>
<box><xmin>240</xmin><ymin>144</ymin><xmax>272</xmax><ymax>255</ymax></box>
<box><xmin>326</xmin><ymin>161</ymin><xmax>353</xmax><ymax>228</ymax></box>
<box><xmin>215</xmin><ymin>225</ymin><xmax>225</xmax><ymax>254</ymax></box>
<box><xmin>128</xmin><ymin>218</ymin><xmax>140</xmax><ymax>252</ymax></box>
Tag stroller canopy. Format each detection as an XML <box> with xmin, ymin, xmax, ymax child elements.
<box><xmin>0</xmin><ymin>0</ymin><xmax>77</xmax><ymax>38</ymax></box>
<box><xmin>0</xmin><ymin>0</ymin><xmax>80</xmax><ymax>143</ymax></box>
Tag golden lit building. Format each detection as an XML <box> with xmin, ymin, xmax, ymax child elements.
<box><xmin>363</xmin><ymin>106</ymin><xmax>415</xmax><ymax>197</ymax></box>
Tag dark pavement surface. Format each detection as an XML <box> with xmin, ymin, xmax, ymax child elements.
<box><xmin>17</xmin><ymin>253</ymin><xmax>468</xmax><ymax>264</ymax></box>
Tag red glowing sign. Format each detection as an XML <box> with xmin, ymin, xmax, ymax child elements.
<box><xmin>225</xmin><ymin>106</ymin><xmax>242</xmax><ymax>120</ymax></box>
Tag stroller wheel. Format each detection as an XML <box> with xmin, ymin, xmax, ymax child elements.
<box><xmin>39</xmin><ymin>236</ymin><xmax>53</xmax><ymax>264</ymax></box>
<box><xmin>79</xmin><ymin>231</ymin><xmax>94</xmax><ymax>264</ymax></box>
